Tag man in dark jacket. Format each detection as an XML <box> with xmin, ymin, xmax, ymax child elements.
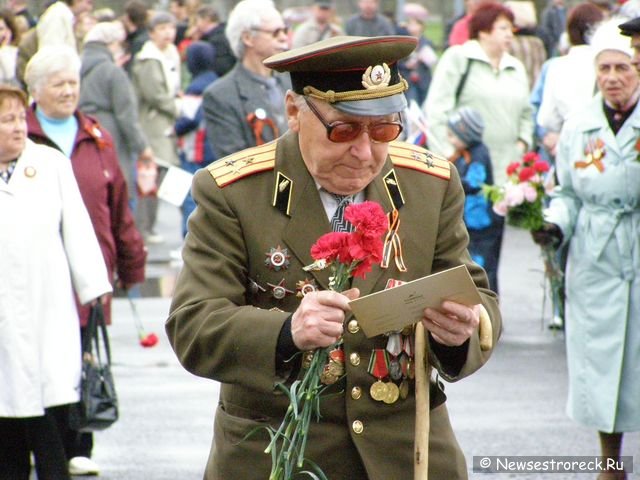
<box><xmin>201</xmin><ymin>0</ymin><xmax>289</xmax><ymax>159</ymax></box>
<box><xmin>194</xmin><ymin>5</ymin><xmax>236</xmax><ymax>77</ymax></box>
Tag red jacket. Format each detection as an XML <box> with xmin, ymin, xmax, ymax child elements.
<box><xmin>27</xmin><ymin>106</ymin><xmax>146</xmax><ymax>325</ymax></box>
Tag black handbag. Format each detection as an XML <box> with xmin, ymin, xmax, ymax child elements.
<box><xmin>70</xmin><ymin>303</ymin><xmax>119</xmax><ymax>432</ymax></box>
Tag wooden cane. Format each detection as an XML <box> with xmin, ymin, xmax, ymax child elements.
<box><xmin>414</xmin><ymin>322</ymin><xmax>429</xmax><ymax>479</ymax></box>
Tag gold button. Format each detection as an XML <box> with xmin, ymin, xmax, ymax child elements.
<box><xmin>349</xmin><ymin>352</ymin><xmax>360</xmax><ymax>366</ymax></box>
<box><xmin>352</xmin><ymin>420</ymin><xmax>364</xmax><ymax>434</ymax></box>
<box><xmin>347</xmin><ymin>319</ymin><xmax>360</xmax><ymax>334</ymax></box>
<box><xmin>351</xmin><ymin>386</ymin><xmax>362</xmax><ymax>400</ymax></box>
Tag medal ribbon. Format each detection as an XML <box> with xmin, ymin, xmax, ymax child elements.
<box><xmin>386</xmin><ymin>333</ymin><xmax>403</xmax><ymax>357</ymax></box>
<box><xmin>381</xmin><ymin>210</ymin><xmax>407</xmax><ymax>272</ymax></box>
<box><xmin>247</xmin><ymin>112</ymin><xmax>279</xmax><ymax>146</ymax></box>
<box><xmin>575</xmin><ymin>138</ymin><xmax>605</xmax><ymax>172</ymax></box>
<box><xmin>403</xmin><ymin>334</ymin><xmax>413</xmax><ymax>358</ymax></box>
<box><xmin>367</xmin><ymin>349</ymin><xmax>390</xmax><ymax>380</ymax></box>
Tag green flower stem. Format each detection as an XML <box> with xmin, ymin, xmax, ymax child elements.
<box><xmin>268</xmin><ymin>259</ymin><xmax>358</xmax><ymax>480</ymax></box>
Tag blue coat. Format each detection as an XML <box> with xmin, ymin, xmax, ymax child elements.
<box><xmin>547</xmin><ymin>93</ymin><xmax>640</xmax><ymax>432</ymax></box>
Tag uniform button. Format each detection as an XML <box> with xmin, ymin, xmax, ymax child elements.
<box><xmin>352</xmin><ymin>420</ymin><xmax>364</xmax><ymax>434</ymax></box>
<box><xmin>351</xmin><ymin>386</ymin><xmax>362</xmax><ymax>400</ymax></box>
<box><xmin>347</xmin><ymin>319</ymin><xmax>360</xmax><ymax>334</ymax></box>
<box><xmin>349</xmin><ymin>352</ymin><xmax>360</xmax><ymax>366</ymax></box>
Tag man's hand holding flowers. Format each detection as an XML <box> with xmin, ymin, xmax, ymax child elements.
<box><xmin>291</xmin><ymin>288</ymin><xmax>360</xmax><ymax>350</ymax></box>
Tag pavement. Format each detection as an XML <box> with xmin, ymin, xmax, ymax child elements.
<box><xmin>71</xmin><ymin>202</ymin><xmax>638</xmax><ymax>479</ymax></box>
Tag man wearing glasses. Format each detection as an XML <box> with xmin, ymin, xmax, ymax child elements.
<box><xmin>167</xmin><ymin>35</ymin><xmax>501</xmax><ymax>479</ymax></box>
<box><xmin>202</xmin><ymin>0</ymin><xmax>290</xmax><ymax>159</ymax></box>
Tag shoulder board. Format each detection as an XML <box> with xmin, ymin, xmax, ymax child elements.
<box><xmin>388</xmin><ymin>142</ymin><xmax>450</xmax><ymax>180</ymax></box>
<box><xmin>208</xmin><ymin>141</ymin><xmax>277</xmax><ymax>187</ymax></box>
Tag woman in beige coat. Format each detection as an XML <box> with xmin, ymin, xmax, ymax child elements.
<box><xmin>131</xmin><ymin>11</ymin><xmax>181</xmax><ymax>243</ymax></box>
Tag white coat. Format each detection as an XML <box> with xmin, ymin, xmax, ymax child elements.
<box><xmin>547</xmin><ymin>93</ymin><xmax>640</xmax><ymax>433</ymax></box>
<box><xmin>0</xmin><ymin>140</ymin><xmax>112</xmax><ymax>418</ymax></box>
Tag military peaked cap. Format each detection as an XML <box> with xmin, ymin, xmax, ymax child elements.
<box><xmin>264</xmin><ymin>35</ymin><xmax>417</xmax><ymax>116</ymax></box>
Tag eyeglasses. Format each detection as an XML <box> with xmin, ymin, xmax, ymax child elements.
<box><xmin>304</xmin><ymin>97</ymin><xmax>403</xmax><ymax>143</ymax></box>
<box><xmin>251</xmin><ymin>26</ymin><xmax>289</xmax><ymax>38</ymax></box>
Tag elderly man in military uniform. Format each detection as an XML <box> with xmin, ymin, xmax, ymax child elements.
<box><xmin>166</xmin><ymin>35</ymin><xmax>501</xmax><ymax>480</ymax></box>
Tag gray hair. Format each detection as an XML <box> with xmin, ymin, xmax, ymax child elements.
<box><xmin>148</xmin><ymin>11</ymin><xmax>176</xmax><ymax>31</ymax></box>
<box><xmin>225</xmin><ymin>0</ymin><xmax>279</xmax><ymax>60</ymax></box>
<box><xmin>24</xmin><ymin>46</ymin><xmax>81</xmax><ymax>95</ymax></box>
<box><xmin>84</xmin><ymin>21</ymin><xmax>126</xmax><ymax>45</ymax></box>
<box><xmin>291</xmin><ymin>92</ymin><xmax>308</xmax><ymax>112</ymax></box>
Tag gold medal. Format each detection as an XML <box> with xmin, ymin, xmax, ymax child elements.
<box><xmin>320</xmin><ymin>370</ymin><xmax>339</xmax><ymax>385</ymax></box>
<box><xmin>370</xmin><ymin>380</ymin><xmax>388</xmax><ymax>401</ymax></box>
<box><xmin>399</xmin><ymin>379</ymin><xmax>409</xmax><ymax>400</ymax></box>
<box><xmin>383</xmin><ymin>382</ymin><xmax>400</xmax><ymax>404</ymax></box>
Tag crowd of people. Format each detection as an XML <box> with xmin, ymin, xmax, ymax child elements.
<box><xmin>0</xmin><ymin>0</ymin><xmax>638</xmax><ymax>479</ymax></box>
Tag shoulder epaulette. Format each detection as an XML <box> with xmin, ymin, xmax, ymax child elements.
<box><xmin>388</xmin><ymin>141</ymin><xmax>450</xmax><ymax>180</ymax></box>
<box><xmin>208</xmin><ymin>141</ymin><xmax>277</xmax><ymax>187</ymax></box>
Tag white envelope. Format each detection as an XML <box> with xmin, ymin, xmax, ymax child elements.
<box><xmin>348</xmin><ymin>265</ymin><xmax>483</xmax><ymax>338</ymax></box>
<box><xmin>157</xmin><ymin>166</ymin><xmax>194</xmax><ymax>207</ymax></box>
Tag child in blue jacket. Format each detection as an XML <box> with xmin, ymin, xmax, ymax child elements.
<box><xmin>447</xmin><ymin>106</ymin><xmax>503</xmax><ymax>292</ymax></box>
<box><xmin>175</xmin><ymin>41</ymin><xmax>218</xmax><ymax>237</ymax></box>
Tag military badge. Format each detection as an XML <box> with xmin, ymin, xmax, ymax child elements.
<box><xmin>296</xmin><ymin>278</ymin><xmax>318</xmax><ymax>298</ymax></box>
<box><xmin>267</xmin><ymin>279</ymin><xmax>294</xmax><ymax>300</ymax></box>
<box><xmin>264</xmin><ymin>245</ymin><xmax>291</xmax><ymax>271</ymax></box>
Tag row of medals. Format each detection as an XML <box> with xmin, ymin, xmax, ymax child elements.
<box><xmin>370</xmin><ymin>326</ymin><xmax>414</xmax><ymax>405</ymax></box>
<box><xmin>262</xmin><ymin>246</ymin><xmax>415</xmax><ymax>405</ymax></box>
<box><xmin>314</xmin><ymin>325</ymin><xmax>414</xmax><ymax>405</ymax></box>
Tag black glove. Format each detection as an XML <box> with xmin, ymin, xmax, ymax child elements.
<box><xmin>531</xmin><ymin>223</ymin><xmax>563</xmax><ymax>248</ymax></box>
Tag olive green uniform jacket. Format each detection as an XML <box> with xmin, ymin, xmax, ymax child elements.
<box><xmin>166</xmin><ymin>131</ymin><xmax>501</xmax><ymax>480</ymax></box>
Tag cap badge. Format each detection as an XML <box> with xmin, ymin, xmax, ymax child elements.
<box><xmin>362</xmin><ymin>63</ymin><xmax>391</xmax><ymax>90</ymax></box>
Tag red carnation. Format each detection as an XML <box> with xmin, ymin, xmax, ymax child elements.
<box><xmin>522</xmin><ymin>151</ymin><xmax>540</xmax><ymax>165</ymax></box>
<box><xmin>344</xmin><ymin>201</ymin><xmax>389</xmax><ymax>238</ymax></box>
<box><xmin>533</xmin><ymin>160</ymin><xmax>550</xmax><ymax>173</ymax></box>
<box><xmin>506</xmin><ymin>162</ymin><xmax>521</xmax><ymax>176</ymax></box>
<box><xmin>140</xmin><ymin>333</ymin><xmax>159</xmax><ymax>348</ymax></box>
<box><xmin>310</xmin><ymin>232</ymin><xmax>350</xmax><ymax>263</ymax></box>
<box><xmin>518</xmin><ymin>166</ymin><xmax>536</xmax><ymax>182</ymax></box>
<box><xmin>351</xmin><ymin>257</ymin><xmax>376</xmax><ymax>279</ymax></box>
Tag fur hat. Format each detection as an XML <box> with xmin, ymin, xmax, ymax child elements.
<box><xmin>447</xmin><ymin>107</ymin><xmax>484</xmax><ymax>147</ymax></box>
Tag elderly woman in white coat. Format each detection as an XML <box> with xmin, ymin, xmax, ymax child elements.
<box><xmin>0</xmin><ymin>85</ymin><xmax>112</xmax><ymax>480</ymax></box>
<box><xmin>532</xmin><ymin>18</ymin><xmax>639</xmax><ymax>480</ymax></box>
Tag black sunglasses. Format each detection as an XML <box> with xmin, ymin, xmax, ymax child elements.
<box><xmin>304</xmin><ymin>97</ymin><xmax>403</xmax><ymax>144</ymax></box>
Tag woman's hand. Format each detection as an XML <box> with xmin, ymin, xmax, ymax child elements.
<box><xmin>531</xmin><ymin>222</ymin><xmax>563</xmax><ymax>247</ymax></box>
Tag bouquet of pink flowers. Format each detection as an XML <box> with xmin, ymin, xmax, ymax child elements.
<box><xmin>484</xmin><ymin>151</ymin><xmax>563</xmax><ymax>326</ymax></box>
<box><xmin>484</xmin><ymin>151</ymin><xmax>551</xmax><ymax>230</ymax></box>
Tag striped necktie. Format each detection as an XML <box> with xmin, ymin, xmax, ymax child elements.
<box><xmin>330</xmin><ymin>194</ymin><xmax>354</xmax><ymax>232</ymax></box>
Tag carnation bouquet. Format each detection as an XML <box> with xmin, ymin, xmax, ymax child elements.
<box><xmin>483</xmin><ymin>151</ymin><xmax>564</xmax><ymax>325</ymax></box>
<box><xmin>265</xmin><ymin>201</ymin><xmax>388</xmax><ymax>480</ymax></box>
